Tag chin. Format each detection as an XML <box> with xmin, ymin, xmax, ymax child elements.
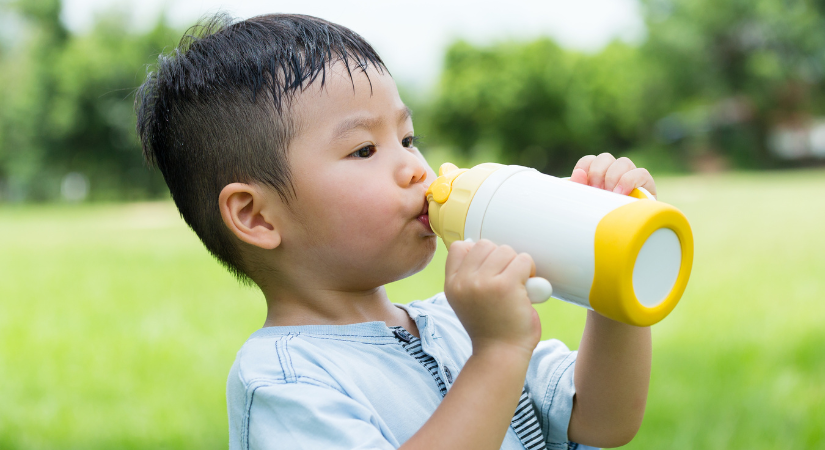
<box><xmin>410</xmin><ymin>236</ymin><xmax>438</xmax><ymax>274</ymax></box>
<box><xmin>381</xmin><ymin>239</ymin><xmax>435</xmax><ymax>283</ymax></box>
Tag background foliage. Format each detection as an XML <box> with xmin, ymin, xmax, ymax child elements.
<box><xmin>2</xmin><ymin>0</ymin><xmax>825</xmax><ymax>200</ymax></box>
<box><xmin>421</xmin><ymin>0</ymin><xmax>825</xmax><ymax>175</ymax></box>
<box><xmin>0</xmin><ymin>0</ymin><xmax>175</xmax><ymax>201</ymax></box>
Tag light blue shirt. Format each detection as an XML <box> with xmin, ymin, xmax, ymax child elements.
<box><xmin>227</xmin><ymin>293</ymin><xmax>590</xmax><ymax>450</ymax></box>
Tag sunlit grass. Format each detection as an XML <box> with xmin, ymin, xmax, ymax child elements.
<box><xmin>1</xmin><ymin>168</ymin><xmax>823</xmax><ymax>449</ymax></box>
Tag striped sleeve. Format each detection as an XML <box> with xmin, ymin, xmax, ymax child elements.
<box><xmin>525</xmin><ymin>339</ymin><xmax>578</xmax><ymax>450</ymax></box>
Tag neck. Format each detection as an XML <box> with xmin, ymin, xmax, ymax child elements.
<box><xmin>260</xmin><ymin>282</ymin><xmax>417</xmax><ymax>335</ymax></box>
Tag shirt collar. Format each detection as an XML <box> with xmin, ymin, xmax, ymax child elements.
<box><xmin>247</xmin><ymin>303</ymin><xmax>431</xmax><ymax>342</ymax></box>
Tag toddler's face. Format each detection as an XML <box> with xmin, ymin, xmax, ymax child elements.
<box><xmin>278</xmin><ymin>63</ymin><xmax>438</xmax><ymax>290</ymax></box>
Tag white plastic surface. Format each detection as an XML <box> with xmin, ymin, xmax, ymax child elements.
<box><xmin>525</xmin><ymin>277</ymin><xmax>553</xmax><ymax>303</ymax></box>
<box><xmin>466</xmin><ymin>171</ymin><xmax>636</xmax><ymax>308</ymax></box>
<box><xmin>632</xmin><ymin>228</ymin><xmax>682</xmax><ymax>308</ymax></box>
<box><xmin>464</xmin><ymin>165</ymin><xmax>532</xmax><ymax>242</ymax></box>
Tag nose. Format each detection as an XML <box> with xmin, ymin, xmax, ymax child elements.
<box><xmin>398</xmin><ymin>147</ymin><xmax>429</xmax><ymax>187</ymax></box>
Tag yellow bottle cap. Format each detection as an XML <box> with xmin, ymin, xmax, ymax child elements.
<box><xmin>426</xmin><ymin>162</ymin><xmax>504</xmax><ymax>248</ymax></box>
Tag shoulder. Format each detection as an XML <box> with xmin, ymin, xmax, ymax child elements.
<box><xmin>227</xmin><ymin>331</ymin><xmax>345</xmax><ymax>393</ymax></box>
<box><xmin>230</xmin><ymin>332</ymin><xmax>288</xmax><ymax>385</ymax></box>
<box><xmin>226</xmin><ymin>331</ymin><xmax>398</xmax><ymax>450</ymax></box>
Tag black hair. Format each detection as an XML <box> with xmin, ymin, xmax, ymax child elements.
<box><xmin>135</xmin><ymin>13</ymin><xmax>386</xmax><ymax>284</ymax></box>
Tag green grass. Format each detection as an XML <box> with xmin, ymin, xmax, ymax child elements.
<box><xmin>1</xmin><ymin>169</ymin><xmax>823</xmax><ymax>449</ymax></box>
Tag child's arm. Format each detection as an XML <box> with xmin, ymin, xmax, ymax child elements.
<box><xmin>569</xmin><ymin>311</ymin><xmax>651</xmax><ymax>447</ymax></box>
<box><xmin>566</xmin><ymin>153</ymin><xmax>656</xmax><ymax>447</ymax></box>
<box><xmin>400</xmin><ymin>239</ymin><xmax>542</xmax><ymax>450</ymax></box>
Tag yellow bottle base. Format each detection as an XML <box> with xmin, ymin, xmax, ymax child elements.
<box><xmin>589</xmin><ymin>200</ymin><xmax>694</xmax><ymax>326</ymax></box>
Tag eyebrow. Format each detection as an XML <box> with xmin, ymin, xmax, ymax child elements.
<box><xmin>331</xmin><ymin>106</ymin><xmax>413</xmax><ymax>143</ymax></box>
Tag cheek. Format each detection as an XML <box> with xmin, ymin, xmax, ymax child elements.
<box><xmin>306</xmin><ymin>179</ymin><xmax>401</xmax><ymax>244</ymax></box>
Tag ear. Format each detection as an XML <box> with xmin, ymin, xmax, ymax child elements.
<box><xmin>218</xmin><ymin>183</ymin><xmax>282</xmax><ymax>250</ymax></box>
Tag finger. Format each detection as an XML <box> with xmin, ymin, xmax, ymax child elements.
<box><xmin>604</xmin><ymin>157</ymin><xmax>637</xmax><ymax>192</ymax></box>
<box><xmin>455</xmin><ymin>239</ymin><xmax>497</xmax><ymax>276</ymax></box>
<box><xmin>477</xmin><ymin>245</ymin><xmax>518</xmax><ymax>278</ymax></box>
<box><xmin>615</xmin><ymin>168</ymin><xmax>658</xmax><ymax>199</ymax></box>
<box><xmin>570</xmin><ymin>168</ymin><xmax>588</xmax><ymax>185</ymax></box>
<box><xmin>501</xmin><ymin>252</ymin><xmax>536</xmax><ymax>284</ymax></box>
<box><xmin>573</xmin><ymin>155</ymin><xmax>597</xmax><ymax>175</ymax></box>
<box><xmin>586</xmin><ymin>153</ymin><xmax>617</xmax><ymax>190</ymax></box>
<box><xmin>445</xmin><ymin>240</ymin><xmax>473</xmax><ymax>278</ymax></box>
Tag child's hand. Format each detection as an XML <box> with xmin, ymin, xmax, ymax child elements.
<box><xmin>570</xmin><ymin>153</ymin><xmax>657</xmax><ymax>199</ymax></box>
<box><xmin>444</xmin><ymin>239</ymin><xmax>541</xmax><ymax>356</ymax></box>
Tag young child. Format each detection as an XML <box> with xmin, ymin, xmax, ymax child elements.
<box><xmin>136</xmin><ymin>13</ymin><xmax>655</xmax><ymax>450</ymax></box>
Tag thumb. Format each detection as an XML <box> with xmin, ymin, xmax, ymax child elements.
<box><xmin>445</xmin><ymin>239</ymin><xmax>473</xmax><ymax>278</ymax></box>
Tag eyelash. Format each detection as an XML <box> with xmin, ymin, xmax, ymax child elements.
<box><xmin>402</xmin><ymin>135</ymin><xmax>421</xmax><ymax>148</ymax></box>
<box><xmin>350</xmin><ymin>145</ymin><xmax>376</xmax><ymax>159</ymax></box>
<box><xmin>349</xmin><ymin>135</ymin><xmax>420</xmax><ymax>159</ymax></box>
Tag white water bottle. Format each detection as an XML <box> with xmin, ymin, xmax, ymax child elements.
<box><xmin>426</xmin><ymin>162</ymin><xmax>694</xmax><ymax>326</ymax></box>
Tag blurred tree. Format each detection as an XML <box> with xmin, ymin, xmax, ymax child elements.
<box><xmin>426</xmin><ymin>0</ymin><xmax>825</xmax><ymax>174</ymax></box>
<box><xmin>426</xmin><ymin>38</ymin><xmax>667</xmax><ymax>175</ymax></box>
<box><xmin>3</xmin><ymin>0</ymin><xmax>824</xmax><ymax>202</ymax></box>
<box><xmin>641</xmin><ymin>0</ymin><xmax>825</xmax><ymax>168</ymax></box>
<box><xmin>0</xmin><ymin>0</ymin><xmax>68</xmax><ymax>200</ymax></box>
<box><xmin>0</xmin><ymin>0</ymin><xmax>177</xmax><ymax>201</ymax></box>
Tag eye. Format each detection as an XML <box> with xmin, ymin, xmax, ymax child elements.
<box><xmin>350</xmin><ymin>144</ymin><xmax>376</xmax><ymax>159</ymax></box>
<box><xmin>402</xmin><ymin>135</ymin><xmax>420</xmax><ymax>149</ymax></box>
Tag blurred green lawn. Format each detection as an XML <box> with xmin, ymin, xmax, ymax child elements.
<box><xmin>1</xmin><ymin>169</ymin><xmax>823</xmax><ymax>449</ymax></box>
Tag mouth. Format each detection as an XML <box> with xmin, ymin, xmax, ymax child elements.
<box><xmin>416</xmin><ymin>198</ymin><xmax>433</xmax><ymax>234</ymax></box>
<box><xmin>419</xmin><ymin>197</ymin><xmax>429</xmax><ymax>216</ymax></box>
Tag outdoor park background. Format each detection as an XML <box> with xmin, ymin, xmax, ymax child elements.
<box><xmin>1</xmin><ymin>0</ymin><xmax>823</xmax><ymax>449</ymax></box>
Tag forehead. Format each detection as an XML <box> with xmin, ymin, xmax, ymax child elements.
<box><xmin>289</xmin><ymin>63</ymin><xmax>408</xmax><ymax>138</ymax></box>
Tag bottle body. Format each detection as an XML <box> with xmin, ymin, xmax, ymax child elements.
<box><xmin>427</xmin><ymin>163</ymin><xmax>693</xmax><ymax>326</ymax></box>
<box><xmin>465</xmin><ymin>166</ymin><xmax>635</xmax><ymax>308</ymax></box>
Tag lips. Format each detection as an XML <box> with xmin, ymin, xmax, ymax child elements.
<box><xmin>417</xmin><ymin>198</ymin><xmax>433</xmax><ymax>234</ymax></box>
